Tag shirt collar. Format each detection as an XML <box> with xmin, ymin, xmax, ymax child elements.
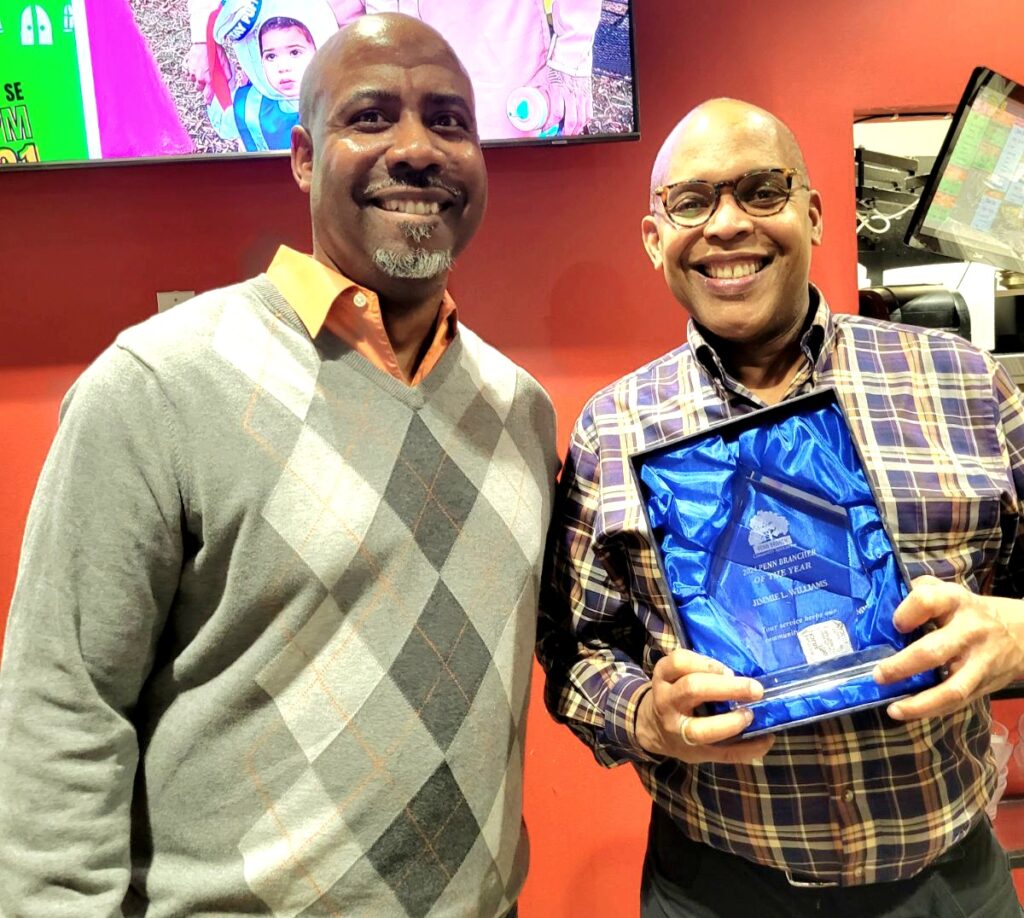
<box><xmin>265</xmin><ymin>245</ymin><xmax>361</xmax><ymax>338</ymax></box>
<box><xmin>264</xmin><ymin>245</ymin><xmax>459</xmax><ymax>386</ymax></box>
<box><xmin>688</xmin><ymin>284</ymin><xmax>833</xmax><ymax>383</ymax></box>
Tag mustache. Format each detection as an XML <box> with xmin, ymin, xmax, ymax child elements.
<box><xmin>363</xmin><ymin>176</ymin><xmax>461</xmax><ymax>199</ymax></box>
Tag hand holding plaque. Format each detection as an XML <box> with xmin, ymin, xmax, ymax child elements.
<box><xmin>633</xmin><ymin>648</ymin><xmax>776</xmax><ymax>763</ymax></box>
<box><xmin>632</xmin><ymin>389</ymin><xmax>939</xmax><ymax>735</ymax></box>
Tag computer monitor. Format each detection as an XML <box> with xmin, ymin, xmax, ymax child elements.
<box><xmin>905</xmin><ymin>66</ymin><xmax>1024</xmax><ymax>273</ymax></box>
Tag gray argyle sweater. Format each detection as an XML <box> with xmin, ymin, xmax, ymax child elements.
<box><xmin>0</xmin><ymin>276</ymin><xmax>557</xmax><ymax>917</ymax></box>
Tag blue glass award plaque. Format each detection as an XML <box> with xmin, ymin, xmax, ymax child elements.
<box><xmin>631</xmin><ymin>388</ymin><xmax>938</xmax><ymax>735</ymax></box>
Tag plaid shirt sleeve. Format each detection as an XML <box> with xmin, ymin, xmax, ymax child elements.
<box><xmin>537</xmin><ymin>407</ymin><xmax>659</xmax><ymax>766</ymax></box>
<box><xmin>992</xmin><ymin>358</ymin><xmax>1024</xmax><ymax>599</ymax></box>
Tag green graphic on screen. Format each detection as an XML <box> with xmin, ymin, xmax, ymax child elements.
<box><xmin>0</xmin><ymin>1</ymin><xmax>92</xmax><ymax>164</ymax></box>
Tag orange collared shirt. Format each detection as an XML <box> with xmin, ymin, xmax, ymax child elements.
<box><xmin>265</xmin><ymin>245</ymin><xmax>458</xmax><ymax>386</ymax></box>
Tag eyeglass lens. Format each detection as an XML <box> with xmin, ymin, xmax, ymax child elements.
<box><xmin>664</xmin><ymin>171</ymin><xmax>792</xmax><ymax>225</ymax></box>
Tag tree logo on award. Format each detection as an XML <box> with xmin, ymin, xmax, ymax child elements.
<box><xmin>748</xmin><ymin>510</ymin><xmax>794</xmax><ymax>556</ymax></box>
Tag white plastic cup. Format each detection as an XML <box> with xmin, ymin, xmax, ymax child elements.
<box><xmin>506</xmin><ymin>86</ymin><xmax>549</xmax><ymax>132</ymax></box>
<box><xmin>987</xmin><ymin>720</ymin><xmax>1014</xmax><ymax>820</ymax></box>
<box><xmin>993</xmin><ymin>720</ymin><xmax>1013</xmax><ymax>770</ymax></box>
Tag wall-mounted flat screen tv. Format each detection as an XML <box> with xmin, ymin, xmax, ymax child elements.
<box><xmin>905</xmin><ymin>65</ymin><xmax>1024</xmax><ymax>273</ymax></box>
<box><xmin>0</xmin><ymin>0</ymin><xmax>638</xmax><ymax>170</ymax></box>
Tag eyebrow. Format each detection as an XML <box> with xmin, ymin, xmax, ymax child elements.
<box><xmin>337</xmin><ymin>89</ymin><xmax>473</xmax><ymax>112</ymax></box>
<box><xmin>664</xmin><ymin>166</ymin><xmax>791</xmax><ymax>186</ymax></box>
<box><xmin>424</xmin><ymin>92</ymin><xmax>474</xmax><ymax>111</ymax></box>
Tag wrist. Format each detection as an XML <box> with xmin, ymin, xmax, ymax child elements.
<box><xmin>634</xmin><ymin>685</ymin><xmax>663</xmax><ymax>755</ymax></box>
<box><xmin>607</xmin><ymin>674</ymin><xmax>661</xmax><ymax>761</ymax></box>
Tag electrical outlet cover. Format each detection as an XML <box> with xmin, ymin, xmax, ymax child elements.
<box><xmin>156</xmin><ymin>290</ymin><xmax>195</xmax><ymax>312</ymax></box>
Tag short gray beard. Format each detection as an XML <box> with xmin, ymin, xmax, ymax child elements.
<box><xmin>372</xmin><ymin>247</ymin><xmax>453</xmax><ymax>279</ymax></box>
<box><xmin>399</xmin><ymin>221</ymin><xmax>434</xmax><ymax>244</ymax></box>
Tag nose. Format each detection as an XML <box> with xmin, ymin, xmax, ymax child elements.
<box><xmin>385</xmin><ymin>112</ymin><xmax>446</xmax><ymax>173</ymax></box>
<box><xmin>702</xmin><ymin>190</ymin><xmax>754</xmax><ymax>241</ymax></box>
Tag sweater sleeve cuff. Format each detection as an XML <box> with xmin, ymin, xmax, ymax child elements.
<box><xmin>546</xmin><ymin>44</ymin><xmax>594</xmax><ymax>78</ymax></box>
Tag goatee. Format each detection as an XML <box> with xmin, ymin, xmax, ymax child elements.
<box><xmin>372</xmin><ymin>248</ymin><xmax>454</xmax><ymax>279</ymax></box>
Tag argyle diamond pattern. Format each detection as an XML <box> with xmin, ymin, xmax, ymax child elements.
<box><xmin>230</xmin><ymin>320</ymin><xmax>551</xmax><ymax>917</ymax></box>
<box><xmin>366</xmin><ymin>764</ymin><xmax>483</xmax><ymax>917</ymax></box>
<box><xmin>384</xmin><ymin>414</ymin><xmax>480</xmax><ymax>571</ymax></box>
<box><xmin>390</xmin><ymin>581</ymin><xmax>492</xmax><ymax>751</ymax></box>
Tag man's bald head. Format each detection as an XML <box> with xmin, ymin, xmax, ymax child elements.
<box><xmin>649</xmin><ymin>99</ymin><xmax>809</xmax><ymax>208</ymax></box>
<box><xmin>299</xmin><ymin>13</ymin><xmax>473</xmax><ymax>137</ymax></box>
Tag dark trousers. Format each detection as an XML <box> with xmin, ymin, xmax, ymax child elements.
<box><xmin>641</xmin><ymin>804</ymin><xmax>1021</xmax><ymax>918</ymax></box>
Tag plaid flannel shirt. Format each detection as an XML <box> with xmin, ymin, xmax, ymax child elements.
<box><xmin>537</xmin><ymin>288</ymin><xmax>1024</xmax><ymax>885</ymax></box>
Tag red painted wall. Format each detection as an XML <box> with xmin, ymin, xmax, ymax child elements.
<box><xmin>3</xmin><ymin>1</ymin><xmax>1023</xmax><ymax>914</ymax></box>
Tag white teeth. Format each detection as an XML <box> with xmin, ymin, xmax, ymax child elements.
<box><xmin>381</xmin><ymin>200</ymin><xmax>441</xmax><ymax>216</ymax></box>
<box><xmin>704</xmin><ymin>261</ymin><xmax>762</xmax><ymax>279</ymax></box>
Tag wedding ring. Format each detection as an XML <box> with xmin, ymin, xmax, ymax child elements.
<box><xmin>677</xmin><ymin>713</ymin><xmax>698</xmax><ymax>747</ymax></box>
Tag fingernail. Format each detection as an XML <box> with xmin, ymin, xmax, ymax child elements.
<box><xmin>722</xmin><ymin>666</ymin><xmax>734</xmax><ymax>677</ymax></box>
<box><xmin>888</xmin><ymin>703</ymin><xmax>904</xmax><ymax>720</ymax></box>
<box><xmin>873</xmin><ymin>665</ymin><xmax>884</xmax><ymax>683</ymax></box>
<box><xmin>749</xmin><ymin>680</ymin><xmax>763</xmax><ymax>699</ymax></box>
<box><xmin>742</xmin><ymin>708</ymin><xmax>754</xmax><ymax>725</ymax></box>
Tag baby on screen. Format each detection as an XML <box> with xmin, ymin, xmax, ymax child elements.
<box><xmin>257</xmin><ymin>17</ymin><xmax>316</xmax><ymax>101</ymax></box>
<box><xmin>212</xmin><ymin>0</ymin><xmax>337</xmax><ymax>151</ymax></box>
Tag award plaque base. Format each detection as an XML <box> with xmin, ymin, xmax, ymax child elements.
<box><xmin>631</xmin><ymin>388</ymin><xmax>939</xmax><ymax>735</ymax></box>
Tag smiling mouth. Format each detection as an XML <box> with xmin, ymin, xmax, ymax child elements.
<box><xmin>695</xmin><ymin>258</ymin><xmax>770</xmax><ymax>279</ymax></box>
<box><xmin>374</xmin><ymin>199</ymin><xmax>447</xmax><ymax>217</ymax></box>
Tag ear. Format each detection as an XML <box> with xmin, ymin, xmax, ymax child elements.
<box><xmin>807</xmin><ymin>188</ymin><xmax>823</xmax><ymax>246</ymax></box>
<box><xmin>290</xmin><ymin>124</ymin><xmax>313</xmax><ymax>194</ymax></box>
<box><xmin>641</xmin><ymin>214</ymin><xmax>665</xmax><ymax>269</ymax></box>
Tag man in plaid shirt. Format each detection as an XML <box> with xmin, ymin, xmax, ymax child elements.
<box><xmin>538</xmin><ymin>98</ymin><xmax>1024</xmax><ymax>917</ymax></box>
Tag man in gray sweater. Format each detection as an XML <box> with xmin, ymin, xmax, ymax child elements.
<box><xmin>0</xmin><ymin>14</ymin><xmax>557</xmax><ymax>917</ymax></box>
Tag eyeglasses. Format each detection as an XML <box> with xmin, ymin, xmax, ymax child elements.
<box><xmin>653</xmin><ymin>168</ymin><xmax>808</xmax><ymax>227</ymax></box>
